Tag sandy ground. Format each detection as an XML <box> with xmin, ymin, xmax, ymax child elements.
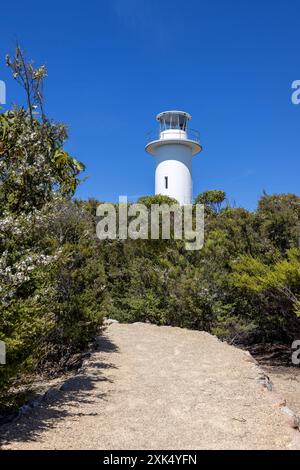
<box><xmin>1</xmin><ymin>323</ymin><xmax>299</xmax><ymax>450</ymax></box>
<box><xmin>263</xmin><ymin>366</ymin><xmax>300</xmax><ymax>417</ymax></box>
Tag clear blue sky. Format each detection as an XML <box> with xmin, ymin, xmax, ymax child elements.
<box><xmin>0</xmin><ymin>0</ymin><xmax>299</xmax><ymax>210</ymax></box>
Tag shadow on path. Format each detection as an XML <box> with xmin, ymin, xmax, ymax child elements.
<box><xmin>0</xmin><ymin>333</ymin><xmax>118</xmax><ymax>447</ymax></box>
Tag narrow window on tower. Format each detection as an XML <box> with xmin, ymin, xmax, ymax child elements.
<box><xmin>165</xmin><ymin>176</ymin><xmax>168</xmax><ymax>189</ymax></box>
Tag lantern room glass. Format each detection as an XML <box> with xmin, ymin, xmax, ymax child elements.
<box><xmin>158</xmin><ymin>113</ymin><xmax>188</xmax><ymax>132</ymax></box>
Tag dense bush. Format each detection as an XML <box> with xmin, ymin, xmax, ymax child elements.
<box><xmin>0</xmin><ymin>48</ymin><xmax>105</xmax><ymax>411</ymax></box>
<box><xmin>0</xmin><ymin>200</ymin><xmax>108</xmax><ymax>411</ymax></box>
<box><xmin>102</xmin><ymin>192</ymin><xmax>300</xmax><ymax>345</ymax></box>
<box><xmin>137</xmin><ymin>194</ymin><xmax>179</xmax><ymax>207</ymax></box>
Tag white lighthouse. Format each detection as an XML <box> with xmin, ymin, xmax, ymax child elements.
<box><xmin>145</xmin><ymin>110</ymin><xmax>202</xmax><ymax>205</ymax></box>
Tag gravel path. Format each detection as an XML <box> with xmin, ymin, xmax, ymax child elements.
<box><xmin>263</xmin><ymin>366</ymin><xmax>300</xmax><ymax>417</ymax></box>
<box><xmin>1</xmin><ymin>323</ymin><xmax>299</xmax><ymax>450</ymax></box>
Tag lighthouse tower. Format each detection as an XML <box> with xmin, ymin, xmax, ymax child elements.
<box><xmin>145</xmin><ymin>110</ymin><xmax>202</xmax><ymax>205</ymax></box>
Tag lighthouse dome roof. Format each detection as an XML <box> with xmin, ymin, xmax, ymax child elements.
<box><xmin>156</xmin><ymin>110</ymin><xmax>192</xmax><ymax>121</ymax></box>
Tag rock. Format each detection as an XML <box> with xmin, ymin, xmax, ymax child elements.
<box><xmin>103</xmin><ymin>318</ymin><xmax>119</xmax><ymax>326</ymax></box>
<box><xmin>280</xmin><ymin>406</ymin><xmax>300</xmax><ymax>430</ymax></box>
<box><xmin>269</xmin><ymin>393</ymin><xmax>286</xmax><ymax>408</ymax></box>
<box><xmin>59</xmin><ymin>375</ymin><xmax>90</xmax><ymax>392</ymax></box>
<box><xmin>257</xmin><ymin>373</ymin><xmax>273</xmax><ymax>391</ymax></box>
<box><xmin>18</xmin><ymin>404</ymin><xmax>32</xmax><ymax>416</ymax></box>
<box><xmin>294</xmin><ymin>415</ymin><xmax>300</xmax><ymax>430</ymax></box>
<box><xmin>30</xmin><ymin>397</ymin><xmax>42</xmax><ymax>408</ymax></box>
<box><xmin>43</xmin><ymin>387</ymin><xmax>62</xmax><ymax>403</ymax></box>
<box><xmin>243</xmin><ymin>351</ymin><xmax>257</xmax><ymax>364</ymax></box>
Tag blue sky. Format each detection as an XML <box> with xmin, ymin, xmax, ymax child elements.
<box><xmin>0</xmin><ymin>0</ymin><xmax>299</xmax><ymax>210</ymax></box>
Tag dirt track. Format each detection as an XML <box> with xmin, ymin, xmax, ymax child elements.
<box><xmin>1</xmin><ymin>323</ymin><xmax>299</xmax><ymax>450</ymax></box>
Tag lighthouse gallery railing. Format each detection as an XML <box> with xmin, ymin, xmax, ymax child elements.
<box><xmin>146</xmin><ymin>128</ymin><xmax>201</xmax><ymax>144</ymax></box>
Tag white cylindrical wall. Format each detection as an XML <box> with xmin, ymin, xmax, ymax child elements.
<box><xmin>154</xmin><ymin>144</ymin><xmax>193</xmax><ymax>205</ymax></box>
<box><xmin>160</xmin><ymin>129</ymin><xmax>187</xmax><ymax>141</ymax></box>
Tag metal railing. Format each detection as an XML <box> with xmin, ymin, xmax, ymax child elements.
<box><xmin>146</xmin><ymin>128</ymin><xmax>201</xmax><ymax>144</ymax></box>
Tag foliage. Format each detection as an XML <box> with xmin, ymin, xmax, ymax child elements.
<box><xmin>256</xmin><ymin>193</ymin><xmax>300</xmax><ymax>254</ymax></box>
<box><xmin>0</xmin><ymin>198</ymin><xmax>107</xmax><ymax>411</ymax></box>
<box><xmin>194</xmin><ymin>190</ymin><xmax>226</xmax><ymax>213</ymax></box>
<box><xmin>137</xmin><ymin>194</ymin><xmax>179</xmax><ymax>208</ymax></box>
<box><xmin>231</xmin><ymin>248</ymin><xmax>300</xmax><ymax>318</ymax></box>
<box><xmin>106</xmin><ymin>193</ymin><xmax>300</xmax><ymax>346</ymax></box>
<box><xmin>0</xmin><ymin>109</ymin><xmax>84</xmax><ymax>214</ymax></box>
<box><xmin>6</xmin><ymin>46</ymin><xmax>48</xmax><ymax>122</ymax></box>
<box><xmin>0</xmin><ymin>48</ymin><xmax>97</xmax><ymax>412</ymax></box>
